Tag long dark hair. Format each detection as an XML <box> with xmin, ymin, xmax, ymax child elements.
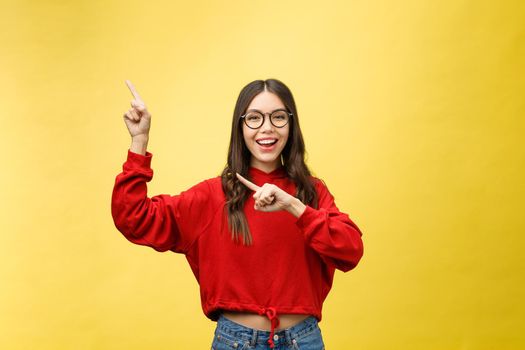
<box><xmin>220</xmin><ymin>79</ymin><xmax>318</xmax><ymax>245</ymax></box>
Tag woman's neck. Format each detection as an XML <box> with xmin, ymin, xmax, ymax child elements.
<box><xmin>250</xmin><ymin>159</ymin><xmax>282</xmax><ymax>174</ymax></box>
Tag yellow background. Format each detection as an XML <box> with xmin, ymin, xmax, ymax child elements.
<box><xmin>1</xmin><ymin>0</ymin><xmax>524</xmax><ymax>349</ymax></box>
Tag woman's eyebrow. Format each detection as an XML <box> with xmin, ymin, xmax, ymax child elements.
<box><xmin>246</xmin><ymin>108</ymin><xmax>287</xmax><ymax>113</ymax></box>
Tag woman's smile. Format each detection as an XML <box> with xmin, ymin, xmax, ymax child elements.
<box><xmin>255</xmin><ymin>137</ymin><xmax>279</xmax><ymax>151</ymax></box>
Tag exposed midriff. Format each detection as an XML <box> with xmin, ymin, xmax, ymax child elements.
<box><xmin>222</xmin><ymin>311</ymin><xmax>310</xmax><ymax>331</ymax></box>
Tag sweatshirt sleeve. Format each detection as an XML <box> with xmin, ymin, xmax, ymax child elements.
<box><xmin>111</xmin><ymin>149</ymin><xmax>213</xmax><ymax>254</ymax></box>
<box><xmin>295</xmin><ymin>179</ymin><xmax>364</xmax><ymax>272</ymax></box>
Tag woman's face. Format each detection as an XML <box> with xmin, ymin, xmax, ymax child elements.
<box><xmin>242</xmin><ymin>90</ymin><xmax>290</xmax><ymax>173</ymax></box>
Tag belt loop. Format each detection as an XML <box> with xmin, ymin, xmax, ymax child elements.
<box><xmin>285</xmin><ymin>327</ymin><xmax>293</xmax><ymax>346</ymax></box>
<box><xmin>250</xmin><ymin>328</ymin><xmax>258</xmax><ymax>347</ymax></box>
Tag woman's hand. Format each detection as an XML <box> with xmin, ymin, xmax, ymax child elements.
<box><xmin>123</xmin><ymin>80</ymin><xmax>151</xmax><ymax>139</ymax></box>
<box><xmin>236</xmin><ymin>173</ymin><xmax>306</xmax><ymax>217</ymax></box>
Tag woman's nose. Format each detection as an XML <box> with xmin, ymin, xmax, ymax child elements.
<box><xmin>260</xmin><ymin>116</ymin><xmax>273</xmax><ymax>132</ymax></box>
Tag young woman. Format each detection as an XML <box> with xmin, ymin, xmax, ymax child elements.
<box><xmin>111</xmin><ymin>79</ymin><xmax>364</xmax><ymax>350</ymax></box>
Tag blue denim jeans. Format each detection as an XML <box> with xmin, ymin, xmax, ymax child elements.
<box><xmin>211</xmin><ymin>314</ymin><xmax>325</xmax><ymax>350</ymax></box>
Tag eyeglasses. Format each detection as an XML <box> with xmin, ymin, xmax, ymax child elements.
<box><xmin>240</xmin><ymin>109</ymin><xmax>293</xmax><ymax>129</ymax></box>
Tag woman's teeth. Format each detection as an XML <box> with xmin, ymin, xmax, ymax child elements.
<box><xmin>256</xmin><ymin>139</ymin><xmax>277</xmax><ymax>145</ymax></box>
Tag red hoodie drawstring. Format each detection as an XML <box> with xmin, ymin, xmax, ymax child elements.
<box><xmin>258</xmin><ymin>307</ymin><xmax>280</xmax><ymax>349</ymax></box>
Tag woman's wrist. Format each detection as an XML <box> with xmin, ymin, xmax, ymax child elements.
<box><xmin>287</xmin><ymin>197</ymin><xmax>307</xmax><ymax>218</ymax></box>
<box><xmin>130</xmin><ymin>136</ymin><xmax>149</xmax><ymax>155</ymax></box>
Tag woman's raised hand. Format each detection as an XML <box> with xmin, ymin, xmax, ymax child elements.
<box><xmin>236</xmin><ymin>173</ymin><xmax>297</xmax><ymax>213</ymax></box>
<box><xmin>123</xmin><ymin>80</ymin><xmax>151</xmax><ymax>139</ymax></box>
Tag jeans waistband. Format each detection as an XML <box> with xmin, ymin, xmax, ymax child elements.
<box><xmin>215</xmin><ymin>313</ymin><xmax>319</xmax><ymax>347</ymax></box>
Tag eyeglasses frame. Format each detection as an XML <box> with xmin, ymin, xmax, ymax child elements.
<box><xmin>240</xmin><ymin>109</ymin><xmax>293</xmax><ymax>129</ymax></box>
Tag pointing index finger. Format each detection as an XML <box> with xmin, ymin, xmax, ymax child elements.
<box><xmin>236</xmin><ymin>173</ymin><xmax>260</xmax><ymax>192</ymax></box>
<box><xmin>125</xmin><ymin>79</ymin><xmax>144</xmax><ymax>103</ymax></box>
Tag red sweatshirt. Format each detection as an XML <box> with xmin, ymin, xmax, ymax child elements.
<box><xmin>111</xmin><ymin>150</ymin><xmax>364</xmax><ymax>348</ymax></box>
